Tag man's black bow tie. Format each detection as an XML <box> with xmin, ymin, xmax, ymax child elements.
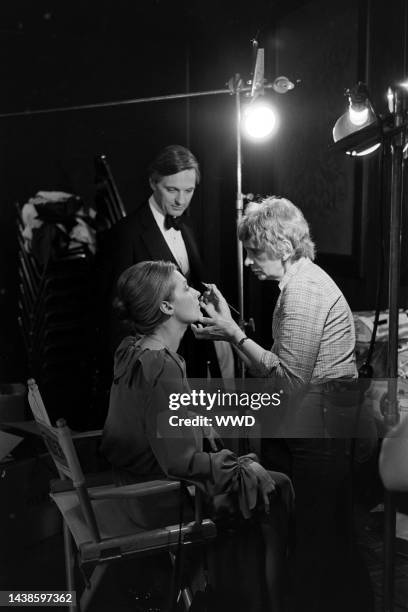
<box><xmin>164</xmin><ymin>214</ymin><xmax>182</xmax><ymax>231</ymax></box>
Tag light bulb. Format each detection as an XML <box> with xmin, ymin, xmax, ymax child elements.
<box><xmin>242</xmin><ymin>103</ymin><xmax>277</xmax><ymax>139</ymax></box>
<box><xmin>349</xmin><ymin>106</ymin><xmax>369</xmax><ymax>126</ymax></box>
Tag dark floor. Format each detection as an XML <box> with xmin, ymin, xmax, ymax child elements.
<box><xmin>1</xmin><ymin>508</ymin><xmax>407</xmax><ymax>612</ymax></box>
<box><xmin>0</xmin><ymin>535</ymin><xmax>171</xmax><ymax>612</ymax></box>
<box><xmin>358</xmin><ymin>510</ymin><xmax>408</xmax><ymax>612</ymax></box>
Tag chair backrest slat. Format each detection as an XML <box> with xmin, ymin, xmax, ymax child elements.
<box><xmin>27</xmin><ymin>378</ymin><xmax>51</xmax><ymax>425</ymax></box>
<box><xmin>37</xmin><ymin>421</ymin><xmax>71</xmax><ymax>479</ymax></box>
<box><xmin>27</xmin><ymin>379</ymin><xmax>101</xmax><ymax>543</ymax></box>
<box><xmin>55</xmin><ymin>419</ymin><xmax>86</xmax><ymax>487</ymax></box>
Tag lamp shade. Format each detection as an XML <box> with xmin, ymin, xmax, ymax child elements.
<box><xmin>332</xmin><ymin>103</ymin><xmax>382</xmax><ymax>156</ymax></box>
<box><xmin>332</xmin><ymin>82</ymin><xmax>382</xmax><ymax>156</ymax></box>
<box><xmin>330</xmin><ymin>120</ymin><xmax>382</xmax><ymax>156</ymax></box>
<box><xmin>333</xmin><ymin>106</ymin><xmax>377</xmax><ymax>142</ymax></box>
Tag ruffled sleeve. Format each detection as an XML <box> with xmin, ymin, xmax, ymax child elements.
<box><xmin>208</xmin><ymin>452</ymin><xmax>261</xmax><ymax>519</ymax></box>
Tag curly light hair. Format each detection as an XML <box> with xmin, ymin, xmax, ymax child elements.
<box><xmin>238</xmin><ymin>196</ymin><xmax>315</xmax><ymax>261</ymax></box>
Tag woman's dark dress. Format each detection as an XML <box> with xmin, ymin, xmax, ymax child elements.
<box><xmin>102</xmin><ymin>336</ymin><xmax>293</xmax><ymax>611</ymax></box>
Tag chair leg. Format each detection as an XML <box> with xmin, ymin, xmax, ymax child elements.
<box><xmin>80</xmin><ymin>564</ymin><xmax>108</xmax><ymax>612</ymax></box>
<box><xmin>180</xmin><ymin>586</ymin><xmax>193</xmax><ymax>610</ymax></box>
<box><xmin>168</xmin><ymin>551</ymin><xmax>193</xmax><ymax>610</ymax></box>
<box><xmin>63</xmin><ymin>522</ymin><xmax>77</xmax><ymax>612</ymax></box>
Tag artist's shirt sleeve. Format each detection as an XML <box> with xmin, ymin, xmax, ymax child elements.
<box><xmin>252</xmin><ymin>276</ymin><xmax>331</xmax><ymax>388</ymax></box>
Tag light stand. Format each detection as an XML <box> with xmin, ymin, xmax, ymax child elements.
<box><xmin>387</xmin><ymin>87</ymin><xmax>405</xmax><ymax>428</ymax></box>
<box><xmin>383</xmin><ymin>85</ymin><xmax>405</xmax><ymax>612</ymax></box>
<box><xmin>234</xmin><ymin>80</ymin><xmax>246</xmax><ymax>379</ymax></box>
<box><xmin>228</xmin><ymin>47</ymin><xmax>295</xmax><ymax>379</ymax></box>
<box><xmin>227</xmin><ymin>73</ymin><xmax>246</xmax><ymax>379</ymax></box>
<box><xmin>332</xmin><ymin>83</ymin><xmax>407</xmax><ymax>612</ymax></box>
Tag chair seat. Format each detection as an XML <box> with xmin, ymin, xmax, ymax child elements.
<box><xmin>51</xmin><ymin>488</ymin><xmax>216</xmax><ymax>565</ymax></box>
<box><xmin>79</xmin><ymin>520</ymin><xmax>216</xmax><ymax>564</ymax></box>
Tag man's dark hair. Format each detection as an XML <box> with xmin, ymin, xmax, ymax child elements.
<box><xmin>148</xmin><ymin>145</ymin><xmax>201</xmax><ymax>184</ymax></box>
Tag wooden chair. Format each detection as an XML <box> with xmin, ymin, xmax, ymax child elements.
<box><xmin>27</xmin><ymin>379</ymin><xmax>216</xmax><ymax>612</ymax></box>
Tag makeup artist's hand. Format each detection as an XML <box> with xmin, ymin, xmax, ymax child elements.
<box><xmin>200</xmin><ymin>283</ymin><xmax>232</xmax><ymax>318</ymax></box>
<box><xmin>194</xmin><ymin>284</ymin><xmax>243</xmax><ymax>341</ymax></box>
<box><xmin>192</xmin><ymin>308</ymin><xmax>242</xmax><ymax>343</ymax></box>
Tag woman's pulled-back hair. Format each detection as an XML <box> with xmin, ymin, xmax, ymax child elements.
<box><xmin>238</xmin><ymin>196</ymin><xmax>315</xmax><ymax>261</ymax></box>
<box><xmin>148</xmin><ymin>144</ymin><xmax>201</xmax><ymax>184</ymax></box>
<box><xmin>114</xmin><ymin>261</ymin><xmax>177</xmax><ymax>335</ymax></box>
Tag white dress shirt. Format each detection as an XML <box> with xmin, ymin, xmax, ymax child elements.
<box><xmin>149</xmin><ymin>196</ymin><xmax>190</xmax><ymax>276</ymax></box>
<box><xmin>149</xmin><ymin>196</ymin><xmax>234</xmax><ymax>380</ymax></box>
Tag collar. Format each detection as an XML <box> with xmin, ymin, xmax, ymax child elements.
<box><xmin>149</xmin><ymin>195</ymin><xmax>166</xmax><ymax>230</ymax></box>
<box><xmin>278</xmin><ymin>257</ymin><xmax>311</xmax><ymax>291</ymax></box>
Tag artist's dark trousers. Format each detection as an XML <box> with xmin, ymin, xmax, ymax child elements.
<box><xmin>262</xmin><ymin>437</ymin><xmax>374</xmax><ymax>612</ymax></box>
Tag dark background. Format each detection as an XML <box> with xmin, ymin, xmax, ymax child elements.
<box><xmin>0</xmin><ymin>0</ymin><xmax>407</xmax><ymax>385</ymax></box>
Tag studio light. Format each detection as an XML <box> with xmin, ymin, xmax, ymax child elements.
<box><xmin>332</xmin><ymin>82</ymin><xmax>380</xmax><ymax>156</ymax></box>
<box><xmin>332</xmin><ymin>80</ymin><xmax>408</xmax><ymax>612</ymax></box>
<box><xmin>242</xmin><ymin>101</ymin><xmax>278</xmax><ymax>139</ymax></box>
<box><xmin>228</xmin><ymin>41</ymin><xmax>295</xmax><ymax>384</ymax></box>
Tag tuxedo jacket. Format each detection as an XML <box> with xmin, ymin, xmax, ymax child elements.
<box><xmin>98</xmin><ymin>201</ymin><xmax>220</xmax><ymax>378</ymax></box>
<box><xmin>108</xmin><ymin>202</ymin><xmax>205</xmax><ymax>290</ymax></box>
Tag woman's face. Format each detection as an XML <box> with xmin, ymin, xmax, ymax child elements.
<box><xmin>167</xmin><ymin>270</ymin><xmax>202</xmax><ymax>323</ymax></box>
<box><xmin>243</xmin><ymin>242</ymin><xmax>286</xmax><ymax>281</ymax></box>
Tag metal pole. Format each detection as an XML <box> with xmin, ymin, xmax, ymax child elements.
<box><xmin>0</xmin><ymin>83</ymin><xmax>278</xmax><ymax>119</ymax></box>
<box><xmin>386</xmin><ymin>89</ymin><xmax>404</xmax><ymax>425</ymax></box>
<box><xmin>383</xmin><ymin>86</ymin><xmax>404</xmax><ymax>612</ymax></box>
<box><xmin>235</xmin><ymin>87</ymin><xmax>246</xmax><ymax>381</ymax></box>
<box><xmin>384</xmin><ymin>490</ymin><xmax>397</xmax><ymax>612</ymax></box>
<box><xmin>235</xmin><ymin>85</ymin><xmax>252</xmax><ymax>457</ymax></box>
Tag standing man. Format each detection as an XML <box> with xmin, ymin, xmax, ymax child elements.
<box><xmin>101</xmin><ymin>144</ymin><xmax>233</xmax><ymax>379</ymax></box>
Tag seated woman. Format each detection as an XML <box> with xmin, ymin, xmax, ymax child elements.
<box><xmin>102</xmin><ymin>260</ymin><xmax>293</xmax><ymax>612</ymax></box>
